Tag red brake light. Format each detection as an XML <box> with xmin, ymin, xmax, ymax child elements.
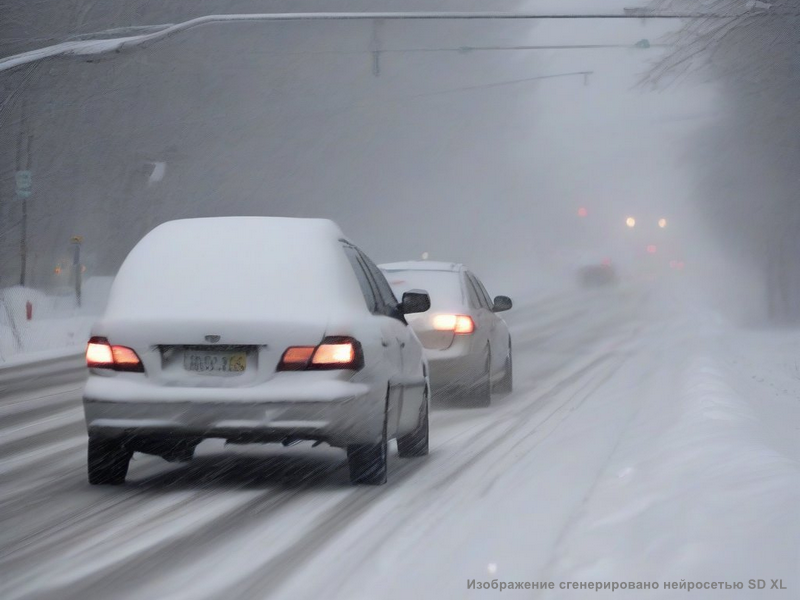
<box><xmin>86</xmin><ymin>337</ymin><xmax>144</xmax><ymax>372</ymax></box>
<box><xmin>278</xmin><ymin>337</ymin><xmax>364</xmax><ymax>371</ymax></box>
<box><xmin>111</xmin><ymin>346</ymin><xmax>144</xmax><ymax>371</ymax></box>
<box><xmin>278</xmin><ymin>346</ymin><xmax>315</xmax><ymax>370</ymax></box>
<box><xmin>432</xmin><ymin>314</ymin><xmax>475</xmax><ymax>335</ymax></box>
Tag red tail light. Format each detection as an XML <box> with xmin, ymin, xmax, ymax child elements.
<box><xmin>279</xmin><ymin>346</ymin><xmax>316</xmax><ymax>370</ymax></box>
<box><xmin>278</xmin><ymin>337</ymin><xmax>364</xmax><ymax>371</ymax></box>
<box><xmin>432</xmin><ymin>314</ymin><xmax>475</xmax><ymax>335</ymax></box>
<box><xmin>86</xmin><ymin>337</ymin><xmax>144</xmax><ymax>372</ymax></box>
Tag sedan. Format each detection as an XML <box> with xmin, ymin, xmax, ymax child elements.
<box><xmin>83</xmin><ymin>217</ymin><xmax>431</xmax><ymax>485</ymax></box>
<box><xmin>380</xmin><ymin>261</ymin><xmax>512</xmax><ymax>407</ymax></box>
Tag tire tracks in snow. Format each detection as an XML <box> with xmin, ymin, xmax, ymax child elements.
<box><xmin>28</xmin><ymin>295</ymin><xmax>639</xmax><ymax>600</ymax></box>
<box><xmin>536</xmin><ymin>322</ymin><xmax>674</xmax><ymax>586</ymax></box>
<box><xmin>220</xmin><ymin>317</ymin><xmax>644</xmax><ymax>598</ymax></box>
<box><xmin>0</xmin><ymin>287</ymin><xmax>647</xmax><ymax>599</ymax></box>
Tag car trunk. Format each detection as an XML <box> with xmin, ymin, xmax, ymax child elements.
<box><xmin>100</xmin><ymin>317</ymin><xmax>328</xmax><ymax>386</ymax></box>
<box><xmin>385</xmin><ymin>269</ymin><xmax>465</xmax><ymax>351</ymax></box>
<box><xmin>405</xmin><ymin>313</ymin><xmax>455</xmax><ymax>350</ymax></box>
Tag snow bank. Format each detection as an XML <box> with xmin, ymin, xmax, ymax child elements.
<box><xmin>0</xmin><ymin>278</ymin><xmax>113</xmax><ymax>362</ymax></box>
<box><xmin>545</xmin><ymin>345</ymin><xmax>800</xmax><ymax>597</ymax></box>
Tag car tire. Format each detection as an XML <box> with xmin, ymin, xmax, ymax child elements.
<box><xmin>465</xmin><ymin>349</ymin><xmax>492</xmax><ymax>408</ymax></box>
<box><xmin>88</xmin><ymin>437</ymin><xmax>132</xmax><ymax>485</ymax></box>
<box><xmin>495</xmin><ymin>341</ymin><xmax>513</xmax><ymax>394</ymax></box>
<box><xmin>347</xmin><ymin>398</ymin><xmax>389</xmax><ymax>485</ymax></box>
<box><xmin>397</xmin><ymin>386</ymin><xmax>429</xmax><ymax>458</ymax></box>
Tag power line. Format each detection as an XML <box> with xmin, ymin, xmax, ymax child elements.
<box><xmin>407</xmin><ymin>71</ymin><xmax>595</xmax><ymax>98</ymax></box>
<box><xmin>381</xmin><ymin>43</ymin><xmax>672</xmax><ymax>53</ymax></box>
<box><xmin>0</xmin><ymin>11</ymin><xmax>777</xmax><ymax>73</ymax></box>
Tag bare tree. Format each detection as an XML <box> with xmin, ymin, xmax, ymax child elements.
<box><xmin>651</xmin><ymin>0</ymin><xmax>800</xmax><ymax>322</ymax></box>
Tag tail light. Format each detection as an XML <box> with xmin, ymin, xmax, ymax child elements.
<box><xmin>279</xmin><ymin>346</ymin><xmax>315</xmax><ymax>370</ymax></box>
<box><xmin>432</xmin><ymin>314</ymin><xmax>475</xmax><ymax>335</ymax></box>
<box><xmin>278</xmin><ymin>336</ymin><xmax>364</xmax><ymax>371</ymax></box>
<box><xmin>86</xmin><ymin>337</ymin><xmax>144</xmax><ymax>372</ymax></box>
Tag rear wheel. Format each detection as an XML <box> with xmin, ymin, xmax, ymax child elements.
<box><xmin>88</xmin><ymin>437</ymin><xmax>132</xmax><ymax>485</ymax></box>
<box><xmin>465</xmin><ymin>349</ymin><xmax>491</xmax><ymax>408</ymax></box>
<box><xmin>495</xmin><ymin>341</ymin><xmax>513</xmax><ymax>394</ymax></box>
<box><xmin>347</xmin><ymin>398</ymin><xmax>389</xmax><ymax>485</ymax></box>
<box><xmin>397</xmin><ymin>386</ymin><xmax>429</xmax><ymax>457</ymax></box>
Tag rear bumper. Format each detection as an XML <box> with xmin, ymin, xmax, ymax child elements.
<box><xmin>425</xmin><ymin>343</ymin><xmax>483</xmax><ymax>393</ymax></box>
<box><xmin>83</xmin><ymin>375</ymin><xmax>381</xmax><ymax>448</ymax></box>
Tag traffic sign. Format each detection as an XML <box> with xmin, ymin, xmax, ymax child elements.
<box><xmin>15</xmin><ymin>170</ymin><xmax>32</xmax><ymax>198</ymax></box>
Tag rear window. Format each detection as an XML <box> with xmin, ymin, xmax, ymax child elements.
<box><xmin>381</xmin><ymin>270</ymin><xmax>464</xmax><ymax>311</ymax></box>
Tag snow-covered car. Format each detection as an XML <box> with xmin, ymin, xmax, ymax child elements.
<box><xmin>577</xmin><ymin>262</ymin><xmax>618</xmax><ymax>288</ymax></box>
<box><xmin>379</xmin><ymin>261</ymin><xmax>512</xmax><ymax>407</ymax></box>
<box><xmin>83</xmin><ymin>217</ymin><xmax>431</xmax><ymax>485</ymax></box>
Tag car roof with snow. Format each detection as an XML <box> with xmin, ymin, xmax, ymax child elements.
<box><xmin>379</xmin><ymin>260</ymin><xmax>463</xmax><ymax>273</ymax></box>
<box><xmin>104</xmin><ymin>216</ymin><xmax>366</xmax><ymax>322</ymax></box>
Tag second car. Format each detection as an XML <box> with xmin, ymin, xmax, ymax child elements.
<box><xmin>380</xmin><ymin>261</ymin><xmax>512</xmax><ymax>407</ymax></box>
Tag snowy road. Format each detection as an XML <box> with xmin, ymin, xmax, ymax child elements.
<box><xmin>2</xmin><ymin>285</ymin><xmax>799</xmax><ymax>599</ymax></box>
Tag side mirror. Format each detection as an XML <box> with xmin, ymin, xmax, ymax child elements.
<box><xmin>492</xmin><ymin>295</ymin><xmax>513</xmax><ymax>312</ymax></box>
<box><xmin>401</xmin><ymin>290</ymin><xmax>431</xmax><ymax>314</ymax></box>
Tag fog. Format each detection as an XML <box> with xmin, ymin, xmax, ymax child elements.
<box><xmin>3</xmin><ymin>4</ymin><xmax>800</xmax><ymax>598</ymax></box>
<box><xmin>1</xmin><ymin>1</ymin><xmax>744</xmax><ymax>309</ymax></box>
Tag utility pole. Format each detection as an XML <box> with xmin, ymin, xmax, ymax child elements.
<box><xmin>22</xmin><ymin>134</ymin><xmax>31</xmax><ymax>285</ymax></box>
<box><xmin>370</xmin><ymin>19</ymin><xmax>383</xmax><ymax>77</ymax></box>
<box><xmin>15</xmin><ymin>102</ymin><xmax>32</xmax><ymax>287</ymax></box>
<box><xmin>71</xmin><ymin>236</ymin><xmax>83</xmax><ymax>307</ymax></box>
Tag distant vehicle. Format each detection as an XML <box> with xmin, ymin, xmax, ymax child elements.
<box><xmin>577</xmin><ymin>262</ymin><xmax>618</xmax><ymax>288</ymax></box>
<box><xmin>380</xmin><ymin>261</ymin><xmax>512</xmax><ymax>407</ymax></box>
<box><xmin>83</xmin><ymin>217</ymin><xmax>431</xmax><ymax>486</ymax></box>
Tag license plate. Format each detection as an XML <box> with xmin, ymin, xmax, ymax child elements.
<box><xmin>183</xmin><ymin>351</ymin><xmax>247</xmax><ymax>374</ymax></box>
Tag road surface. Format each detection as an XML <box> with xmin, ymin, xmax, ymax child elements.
<box><xmin>2</xmin><ymin>284</ymin><xmax>798</xmax><ymax>599</ymax></box>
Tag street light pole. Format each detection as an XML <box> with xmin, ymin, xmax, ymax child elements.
<box><xmin>370</xmin><ymin>18</ymin><xmax>383</xmax><ymax>77</ymax></box>
<box><xmin>15</xmin><ymin>106</ymin><xmax>32</xmax><ymax>287</ymax></box>
<box><xmin>71</xmin><ymin>236</ymin><xmax>83</xmax><ymax>307</ymax></box>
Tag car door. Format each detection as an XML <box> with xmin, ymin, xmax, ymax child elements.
<box><xmin>343</xmin><ymin>246</ymin><xmax>404</xmax><ymax>394</ymax></box>
<box><xmin>472</xmin><ymin>273</ymin><xmax>510</xmax><ymax>374</ymax></box>
<box><xmin>358</xmin><ymin>250</ymin><xmax>426</xmax><ymax>437</ymax></box>
<box><xmin>464</xmin><ymin>272</ymin><xmax>496</xmax><ymax>369</ymax></box>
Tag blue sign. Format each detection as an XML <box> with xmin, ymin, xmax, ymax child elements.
<box><xmin>16</xmin><ymin>170</ymin><xmax>32</xmax><ymax>199</ymax></box>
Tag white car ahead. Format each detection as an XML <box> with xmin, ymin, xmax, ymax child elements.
<box><xmin>83</xmin><ymin>217</ymin><xmax>431</xmax><ymax>485</ymax></box>
<box><xmin>380</xmin><ymin>261</ymin><xmax>512</xmax><ymax>407</ymax></box>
